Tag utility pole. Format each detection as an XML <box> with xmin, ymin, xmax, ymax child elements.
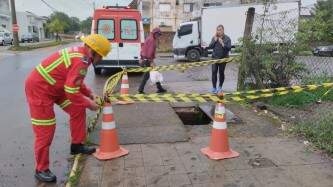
<box><xmin>10</xmin><ymin>0</ymin><xmax>19</xmax><ymax>47</ymax></box>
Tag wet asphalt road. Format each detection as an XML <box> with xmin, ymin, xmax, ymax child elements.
<box><xmin>0</xmin><ymin>43</ymin><xmax>110</xmax><ymax>187</ymax></box>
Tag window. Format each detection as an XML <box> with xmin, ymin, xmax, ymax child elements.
<box><xmin>97</xmin><ymin>19</ymin><xmax>115</xmax><ymax>40</ymax></box>
<box><xmin>1</xmin><ymin>24</ymin><xmax>6</xmax><ymax>28</ymax></box>
<box><xmin>178</xmin><ymin>24</ymin><xmax>192</xmax><ymax>37</ymax></box>
<box><xmin>4</xmin><ymin>33</ymin><xmax>10</xmax><ymax>37</ymax></box>
<box><xmin>183</xmin><ymin>3</ymin><xmax>194</xmax><ymax>13</ymax></box>
<box><xmin>121</xmin><ymin>19</ymin><xmax>137</xmax><ymax>40</ymax></box>
<box><xmin>159</xmin><ymin>3</ymin><xmax>171</xmax><ymax>12</ymax></box>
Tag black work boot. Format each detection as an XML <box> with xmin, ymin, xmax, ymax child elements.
<box><xmin>156</xmin><ymin>82</ymin><xmax>167</xmax><ymax>93</ymax></box>
<box><xmin>70</xmin><ymin>143</ymin><xmax>96</xmax><ymax>155</ymax></box>
<box><xmin>35</xmin><ymin>169</ymin><xmax>57</xmax><ymax>183</ymax></box>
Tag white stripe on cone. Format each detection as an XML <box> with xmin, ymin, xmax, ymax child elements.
<box><xmin>103</xmin><ymin>107</ymin><xmax>113</xmax><ymax>114</ymax></box>
<box><xmin>102</xmin><ymin>121</ymin><xmax>116</xmax><ymax>130</ymax></box>
<box><xmin>121</xmin><ymin>84</ymin><xmax>129</xmax><ymax>89</ymax></box>
<box><xmin>122</xmin><ymin>75</ymin><xmax>128</xmax><ymax>80</ymax></box>
<box><xmin>212</xmin><ymin>121</ymin><xmax>227</xmax><ymax>129</ymax></box>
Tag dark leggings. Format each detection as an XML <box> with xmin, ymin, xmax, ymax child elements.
<box><xmin>212</xmin><ymin>63</ymin><xmax>226</xmax><ymax>88</ymax></box>
<box><xmin>138</xmin><ymin>60</ymin><xmax>163</xmax><ymax>92</ymax></box>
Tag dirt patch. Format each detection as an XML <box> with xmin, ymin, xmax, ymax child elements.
<box><xmin>268</xmin><ymin>101</ymin><xmax>333</xmax><ymax>124</ymax></box>
<box><xmin>226</xmin><ymin>103</ymin><xmax>282</xmax><ymax>138</ymax></box>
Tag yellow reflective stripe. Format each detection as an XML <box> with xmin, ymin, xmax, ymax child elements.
<box><xmin>64</xmin><ymin>85</ymin><xmax>80</xmax><ymax>94</ymax></box>
<box><xmin>31</xmin><ymin>118</ymin><xmax>56</xmax><ymax>126</ymax></box>
<box><xmin>44</xmin><ymin>58</ymin><xmax>63</xmax><ymax>73</ymax></box>
<box><xmin>36</xmin><ymin>64</ymin><xmax>56</xmax><ymax>85</ymax></box>
<box><xmin>62</xmin><ymin>49</ymin><xmax>71</xmax><ymax>68</ymax></box>
<box><xmin>69</xmin><ymin>53</ymin><xmax>83</xmax><ymax>58</ymax></box>
<box><xmin>59</xmin><ymin>99</ymin><xmax>71</xmax><ymax>109</ymax></box>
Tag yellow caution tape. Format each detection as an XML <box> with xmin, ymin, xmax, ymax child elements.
<box><xmin>107</xmin><ymin>83</ymin><xmax>333</xmax><ymax>103</ymax></box>
<box><xmin>108</xmin><ymin>93</ymin><xmax>224</xmax><ymax>103</ymax></box>
<box><xmin>103</xmin><ymin>71</ymin><xmax>124</xmax><ymax>96</ymax></box>
<box><xmin>226</xmin><ymin>83</ymin><xmax>333</xmax><ymax>97</ymax></box>
<box><xmin>125</xmin><ymin>57</ymin><xmax>236</xmax><ymax>73</ymax></box>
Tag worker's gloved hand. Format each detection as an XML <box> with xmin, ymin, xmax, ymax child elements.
<box><xmin>88</xmin><ymin>100</ymin><xmax>100</xmax><ymax>111</ymax></box>
<box><xmin>89</xmin><ymin>93</ymin><xmax>99</xmax><ymax>100</ymax></box>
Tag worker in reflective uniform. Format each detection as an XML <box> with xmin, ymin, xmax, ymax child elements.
<box><xmin>25</xmin><ymin>34</ymin><xmax>110</xmax><ymax>183</ymax></box>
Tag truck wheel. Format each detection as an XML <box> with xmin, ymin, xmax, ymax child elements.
<box><xmin>94</xmin><ymin>67</ymin><xmax>102</xmax><ymax>75</ymax></box>
<box><xmin>187</xmin><ymin>49</ymin><xmax>200</xmax><ymax>62</ymax></box>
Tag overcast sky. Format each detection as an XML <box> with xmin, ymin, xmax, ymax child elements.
<box><xmin>15</xmin><ymin>0</ymin><xmax>132</xmax><ymax>20</ymax></box>
<box><xmin>15</xmin><ymin>0</ymin><xmax>317</xmax><ymax>20</ymax></box>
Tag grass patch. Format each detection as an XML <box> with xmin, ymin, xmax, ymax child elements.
<box><xmin>267</xmin><ymin>88</ymin><xmax>333</xmax><ymax>108</ymax></box>
<box><xmin>9</xmin><ymin>40</ymin><xmax>75</xmax><ymax>51</ymax></box>
<box><xmin>67</xmin><ymin>155</ymin><xmax>84</xmax><ymax>186</ymax></box>
<box><xmin>291</xmin><ymin>114</ymin><xmax>333</xmax><ymax>156</ymax></box>
<box><xmin>267</xmin><ymin>76</ymin><xmax>333</xmax><ymax>108</ymax></box>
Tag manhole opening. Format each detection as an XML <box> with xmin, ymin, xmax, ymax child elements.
<box><xmin>173</xmin><ymin>107</ymin><xmax>211</xmax><ymax>125</ymax></box>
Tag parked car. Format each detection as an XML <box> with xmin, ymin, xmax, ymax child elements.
<box><xmin>313</xmin><ymin>45</ymin><xmax>333</xmax><ymax>57</ymax></box>
<box><xmin>0</xmin><ymin>32</ymin><xmax>13</xmax><ymax>46</ymax></box>
<box><xmin>21</xmin><ymin>33</ymin><xmax>39</xmax><ymax>43</ymax></box>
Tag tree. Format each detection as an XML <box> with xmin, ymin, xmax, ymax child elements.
<box><xmin>49</xmin><ymin>12</ymin><xmax>71</xmax><ymax>33</ymax></box>
<box><xmin>69</xmin><ymin>17</ymin><xmax>80</xmax><ymax>33</ymax></box>
<box><xmin>297</xmin><ymin>0</ymin><xmax>333</xmax><ymax>50</ymax></box>
<box><xmin>47</xmin><ymin>18</ymin><xmax>67</xmax><ymax>41</ymax></box>
<box><xmin>80</xmin><ymin>17</ymin><xmax>92</xmax><ymax>34</ymax></box>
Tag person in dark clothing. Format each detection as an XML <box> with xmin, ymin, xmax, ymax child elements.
<box><xmin>208</xmin><ymin>25</ymin><xmax>231</xmax><ymax>94</ymax></box>
<box><xmin>138</xmin><ymin>28</ymin><xmax>167</xmax><ymax>94</ymax></box>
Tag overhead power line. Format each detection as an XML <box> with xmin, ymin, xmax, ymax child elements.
<box><xmin>40</xmin><ymin>0</ymin><xmax>58</xmax><ymax>12</ymax></box>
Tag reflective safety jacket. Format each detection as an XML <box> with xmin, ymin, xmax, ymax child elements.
<box><xmin>27</xmin><ymin>46</ymin><xmax>93</xmax><ymax>107</ymax></box>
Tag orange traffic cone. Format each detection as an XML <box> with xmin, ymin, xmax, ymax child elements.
<box><xmin>117</xmin><ymin>71</ymin><xmax>134</xmax><ymax>105</ymax></box>
<box><xmin>93</xmin><ymin>103</ymin><xmax>129</xmax><ymax>160</ymax></box>
<box><xmin>201</xmin><ymin>102</ymin><xmax>239</xmax><ymax>160</ymax></box>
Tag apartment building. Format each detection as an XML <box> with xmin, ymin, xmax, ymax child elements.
<box><xmin>0</xmin><ymin>0</ymin><xmax>10</xmax><ymax>32</ymax></box>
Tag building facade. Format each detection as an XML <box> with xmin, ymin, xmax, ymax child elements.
<box><xmin>134</xmin><ymin>0</ymin><xmax>300</xmax><ymax>51</ymax></box>
<box><xmin>0</xmin><ymin>0</ymin><xmax>11</xmax><ymax>32</ymax></box>
<box><xmin>141</xmin><ymin>0</ymin><xmax>300</xmax><ymax>32</ymax></box>
<box><xmin>16</xmin><ymin>11</ymin><xmax>47</xmax><ymax>41</ymax></box>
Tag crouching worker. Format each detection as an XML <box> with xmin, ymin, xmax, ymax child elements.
<box><xmin>25</xmin><ymin>34</ymin><xmax>111</xmax><ymax>183</ymax></box>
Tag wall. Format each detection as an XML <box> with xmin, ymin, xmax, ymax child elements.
<box><xmin>16</xmin><ymin>12</ymin><xmax>46</xmax><ymax>40</ymax></box>
<box><xmin>157</xmin><ymin>31</ymin><xmax>175</xmax><ymax>52</ymax></box>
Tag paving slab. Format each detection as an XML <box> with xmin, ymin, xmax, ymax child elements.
<box><xmin>199</xmin><ymin>103</ymin><xmax>242</xmax><ymax>124</ymax></box>
<box><xmin>90</xmin><ymin>103</ymin><xmax>189</xmax><ymax>145</ymax></box>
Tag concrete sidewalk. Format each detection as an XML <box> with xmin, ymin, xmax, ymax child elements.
<box><xmin>78</xmin><ymin>104</ymin><xmax>333</xmax><ymax>187</ymax></box>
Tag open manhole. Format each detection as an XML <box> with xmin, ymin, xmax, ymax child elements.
<box><xmin>173</xmin><ymin>107</ymin><xmax>211</xmax><ymax>125</ymax></box>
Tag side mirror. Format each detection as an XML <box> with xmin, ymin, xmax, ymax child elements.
<box><xmin>177</xmin><ymin>29</ymin><xmax>181</xmax><ymax>38</ymax></box>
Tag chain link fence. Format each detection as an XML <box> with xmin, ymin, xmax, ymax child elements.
<box><xmin>236</xmin><ymin>3</ymin><xmax>333</xmax><ymax>155</ymax></box>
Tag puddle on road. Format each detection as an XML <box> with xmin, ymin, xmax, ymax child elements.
<box><xmin>173</xmin><ymin>107</ymin><xmax>211</xmax><ymax>125</ymax></box>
